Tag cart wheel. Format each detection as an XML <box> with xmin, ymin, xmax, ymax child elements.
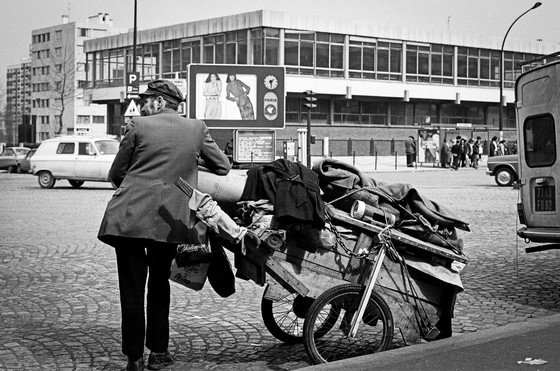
<box><xmin>303</xmin><ymin>284</ymin><xmax>394</xmax><ymax>364</ymax></box>
<box><xmin>261</xmin><ymin>292</ymin><xmax>310</xmax><ymax>343</ymax></box>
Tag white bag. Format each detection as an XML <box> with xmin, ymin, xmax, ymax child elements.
<box><xmin>170</xmin><ymin>259</ymin><xmax>209</xmax><ymax>291</ymax></box>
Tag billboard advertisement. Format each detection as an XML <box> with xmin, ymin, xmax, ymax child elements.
<box><xmin>187</xmin><ymin>64</ymin><xmax>285</xmax><ymax>129</ymax></box>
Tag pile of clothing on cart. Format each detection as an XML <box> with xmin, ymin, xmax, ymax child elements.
<box><xmin>237</xmin><ymin>158</ymin><xmax>469</xmax><ymax>256</ymax></box>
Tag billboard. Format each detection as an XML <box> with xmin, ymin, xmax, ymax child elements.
<box><xmin>187</xmin><ymin>64</ymin><xmax>285</xmax><ymax>129</ymax></box>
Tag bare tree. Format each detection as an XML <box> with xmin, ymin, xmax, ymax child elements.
<box><xmin>49</xmin><ymin>43</ymin><xmax>77</xmax><ymax>134</ymax></box>
<box><xmin>34</xmin><ymin>38</ymin><xmax>81</xmax><ymax>135</ymax></box>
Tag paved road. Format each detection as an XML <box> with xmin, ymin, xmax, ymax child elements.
<box><xmin>0</xmin><ymin>166</ymin><xmax>559</xmax><ymax>370</ymax></box>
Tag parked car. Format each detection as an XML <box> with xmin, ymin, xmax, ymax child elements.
<box><xmin>486</xmin><ymin>154</ymin><xmax>519</xmax><ymax>186</ymax></box>
<box><xmin>0</xmin><ymin>146</ymin><xmax>30</xmax><ymax>173</ymax></box>
<box><xmin>19</xmin><ymin>148</ymin><xmax>37</xmax><ymax>173</ymax></box>
<box><xmin>31</xmin><ymin>136</ymin><xmax>119</xmax><ymax>188</ymax></box>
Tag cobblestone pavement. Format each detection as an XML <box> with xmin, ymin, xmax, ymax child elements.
<box><xmin>0</xmin><ymin>167</ymin><xmax>559</xmax><ymax>370</ymax></box>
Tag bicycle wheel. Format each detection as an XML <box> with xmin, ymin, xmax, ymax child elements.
<box><xmin>261</xmin><ymin>290</ymin><xmax>339</xmax><ymax>344</ymax></box>
<box><xmin>303</xmin><ymin>284</ymin><xmax>394</xmax><ymax>364</ymax></box>
<box><xmin>261</xmin><ymin>291</ymin><xmax>312</xmax><ymax>343</ymax></box>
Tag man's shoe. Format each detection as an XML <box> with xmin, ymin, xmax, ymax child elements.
<box><xmin>147</xmin><ymin>351</ymin><xmax>174</xmax><ymax>370</ymax></box>
<box><xmin>125</xmin><ymin>357</ymin><xmax>144</xmax><ymax>371</ymax></box>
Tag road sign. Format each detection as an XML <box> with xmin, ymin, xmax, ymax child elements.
<box><xmin>126</xmin><ymin>72</ymin><xmax>140</xmax><ymax>97</ymax></box>
<box><xmin>124</xmin><ymin>100</ymin><xmax>140</xmax><ymax>117</ymax></box>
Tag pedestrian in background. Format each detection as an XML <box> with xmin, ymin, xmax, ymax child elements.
<box><xmin>98</xmin><ymin>80</ymin><xmax>231</xmax><ymax>371</ymax></box>
<box><xmin>451</xmin><ymin>138</ymin><xmax>461</xmax><ymax>170</ymax></box>
<box><xmin>466</xmin><ymin>138</ymin><xmax>474</xmax><ymax>167</ymax></box>
<box><xmin>498</xmin><ymin>139</ymin><xmax>508</xmax><ymax>156</ymax></box>
<box><xmin>490</xmin><ymin>136</ymin><xmax>499</xmax><ymax>157</ymax></box>
<box><xmin>405</xmin><ymin>135</ymin><xmax>416</xmax><ymax>167</ymax></box>
<box><xmin>440</xmin><ymin>139</ymin><xmax>452</xmax><ymax>168</ymax></box>
<box><xmin>459</xmin><ymin>137</ymin><xmax>467</xmax><ymax>167</ymax></box>
<box><xmin>472</xmin><ymin>138</ymin><xmax>481</xmax><ymax>169</ymax></box>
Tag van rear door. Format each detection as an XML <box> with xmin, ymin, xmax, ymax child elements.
<box><xmin>516</xmin><ymin>61</ymin><xmax>560</xmax><ymax>234</ymax></box>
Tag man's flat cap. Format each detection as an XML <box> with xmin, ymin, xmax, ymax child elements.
<box><xmin>139</xmin><ymin>79</ymin><xmax>183</xmax><ymax>104</ymax></box>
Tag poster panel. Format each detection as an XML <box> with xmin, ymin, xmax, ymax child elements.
<box><xmin>188</xmin><ymin>64</ymin><xmax>285</xmax><ymax>129</ymax></box>
<box><xmin>418</xmin><ymin>127</ymin><xmax>441</xmax><ymax>164</ymax></box>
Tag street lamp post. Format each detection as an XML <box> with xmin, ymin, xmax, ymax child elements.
<box><xmin>499</xmin><ymin>2</ymin><xmax>542</xmax><ymax>140</ymax></box>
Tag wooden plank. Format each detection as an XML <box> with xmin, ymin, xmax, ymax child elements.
<box><xmin>327</xmin><ymin>205</ymin><xmax>469</xmax><ymax>264</ymax></box>
<box><xmin>266</xmin><ymin>262</ymin><xmax>347</xmax><ymax>299</ymax></box>
<box><xmin>265</xmin><ymin>255</ymin><xmax>310</xmax><ymax>297</ymax></box>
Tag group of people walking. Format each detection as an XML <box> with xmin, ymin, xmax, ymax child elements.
<box><xmin>441</xmin><ymin>136</ymin><xmax>483</xmax><ymax>170</ymax></box>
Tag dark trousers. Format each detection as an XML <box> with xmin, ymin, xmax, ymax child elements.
<box><xmin>115</xmin><ymin>240</ymin><xmax>177</xmax><ymax>360</ymax></box>
<box><xmin>406</xmin><ymin>152</ymin><xmax>415</xmax><ymax>167</ymax></box>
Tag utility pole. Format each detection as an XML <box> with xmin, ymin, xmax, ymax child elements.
<box><xmin>303</xmin><ymin>90</ymin><xmax>317</xmax><ymax>167</ymax></box>
<box><xmin>132</xmin><ymin>0</ymin><xmax>137</xmax><ymax>73</ymax></box>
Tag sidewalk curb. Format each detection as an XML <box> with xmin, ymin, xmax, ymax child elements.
<box><xmin>298</xmin><ymin>313</ymin><xmax>560</xmax><ymax>370</ymax></box>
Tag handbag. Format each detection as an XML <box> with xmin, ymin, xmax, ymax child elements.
<box><xmin>170</xmin><ymin>220</ymin><xmax>211</xmax><ymax>291</ymax></box>
<box><xmin>207</xmin><ymin>235</ymin><xmax>236</xmax><ymax>298</ymax></box>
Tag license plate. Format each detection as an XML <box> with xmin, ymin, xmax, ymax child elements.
<box><xmin>535</xmin><ymin>186</ymin><xmax>555</xmax><ymax>212</ymax></box>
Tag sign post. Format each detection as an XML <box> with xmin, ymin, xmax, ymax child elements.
<box><xmin>126</xmin><ymin>72</ymin><xmax>140</xmax><ymax>100</ymax></box>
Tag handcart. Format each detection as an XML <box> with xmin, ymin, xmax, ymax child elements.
<box><xmin>234</xmin><ymin>202</ymin><xmax>468</xmax><ymax>365</ymax></box>
<box><xmin>175</xmin><ymin>174</ymin><xmax>468</xmax><ymax>365</ymax></box>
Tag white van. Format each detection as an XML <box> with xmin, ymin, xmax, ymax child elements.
<box><xmin>31</xmin><ymin>136</ymin><xmax>119</xmax><ymax>189</ymax></box>
<box><xmin>515</xmin><ymin>59</ymin><xmax>560</xmax><ymax>252</ymax></box>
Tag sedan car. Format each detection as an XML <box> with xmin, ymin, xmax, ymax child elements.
<box><xmin>486</xmin><ymin>154</ymin><xmax>519</xmax><ymax>186</ymax></box>
<box><xmin>0</xmin><ymin>146</ymin><xmax>30</xmax><ymax>173</ymax></box>
<box><xmin>19</xmin><ymin>148</ymin><xmax>37</xmax><ymax>173</ymax></box>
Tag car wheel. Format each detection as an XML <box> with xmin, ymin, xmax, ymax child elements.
<box><xmin>38</xmin><ymin>171</ymin><xmax>56</xmax><ymax>189</ymax></box>
<box><xmin>68</xmin><ymin>180</ymin><xmax>84</xmax><ymax>188</ymax></box>
<box><xmin>16</xmin><ymin>164</ymin><xmax>22</xmax><ymax>174</ymax></box>
<box><xmin>495</xmin><ymin>168</ymin><xmax>515</xmax><ymax>187</ymax></box>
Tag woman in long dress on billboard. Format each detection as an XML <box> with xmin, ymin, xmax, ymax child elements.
<box><xmin>226</xmin><ymin>73</ymin><xmax>254</xmax><ymax>120</ymax></box>
<box><xmin>203</xmin><ymin>73</ymin><xmax>222</xmax><ymax>119</ymax></box>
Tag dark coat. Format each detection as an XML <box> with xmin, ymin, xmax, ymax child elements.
<box><xmin>97</xmin><ymin>109</ymin><xmax>231</xmax><ymax>247</ymax></box>
<box><xmin>440</xmin><ymin>143</ymin><xmax>452</xmax><ymax>164</ymax></box>
<box><xmin>405</xmin><ymin>137</ymin><xmax>416</xmax><ymax>154</ymax></box>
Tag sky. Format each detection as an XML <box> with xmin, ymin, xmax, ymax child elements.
<box><xmin>1</xmin><ymin>0</ymin><xmax>559</xmax><ymax>85</ymax></box>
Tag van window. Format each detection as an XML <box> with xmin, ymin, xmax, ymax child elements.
<box><xmin>523</xmin><ymin>114</ymin><xmax>556</xmax><ymax>167</ymax></box>
<box><xmin>56</xmin><ymin>142</ymin><xmax>75</xmax><ymax>154</ymax></box>
<box><xmin>78</xmin><ymin>142</ymin><xmax>94</xmax><ymax>155</ymax></box>
<box><xmin>95</xmin><ymin>140</ymin><xmax>119</xmax><ymax>155</ymax></box>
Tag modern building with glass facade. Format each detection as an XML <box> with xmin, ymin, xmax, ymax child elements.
<box><xmin>84</xmin><ymin>10</ymin><xmax>558</xmax><ymax>150</ymax></box>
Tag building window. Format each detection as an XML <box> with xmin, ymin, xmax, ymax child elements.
<box><xmin>348</xmin><ymin>39</ymin><xmax>403</xmax><ymax>80</ymax></box>
<box><xmin>252</xmin><ymin>28</ymin><xmax>279</xmax><ymax>65</ymax></box>
<box><xmin>203</xmin><ymin>34</ymin><xmax>225</xmax><ymax>64</ymax></box>
<box><xmin>221</xmin><ymin>30</ymin><xmax>248</xmax><ymax>65</ymax></box>
<box><xmin>284</xmin><ymin>30</ymin><xmax>314</xmax><ymax>75</ymax></box>
<box><xmin>137</xmin><ymin>44</ymin><xmax>159</xmax><ymax>81</ymax></box>
<box><xmin>376</xmin><ymin>41</ymin><xmax>402</xmax><ymax>80</ymax></box>
<box><xmin>78</xmin><ymin>28</ymin><xmax>91</xmax><ymax>37</ymax></box>
<box><xmin>55</xmin><ymin>30</ymin><xmax>62</xmax><ymax>39</ymax></box>
<box><xmin>92</xmin><ymin>115</ymin><xmax>105</xmax><ymax>124</ymax></box>
<box><xmin>181</xmin><ymin>39</ymin><xmax>201</xmax><ymax>77</ymax></box>
<box><xmin>349</xmin><ymin>37</ymin><xmax>376</xmax><ymax>79</ymax></box>
<box><xmin>315</xmin><ymin>33</ymin><xmax>344</xmax><ymax>77</ymax></box>
<box><xmin>429</xmin><ymin>44</ymin><xmax>454</xmax><ymax>84</ymax></box>
<box><xmin>162</xmin><ymin>40</ymin><xmax>181</xmax><ymax>78</ymax></box>
<box><xmin>77</xmin><ymin>115</ymin><xmax>91</xmax><ymax>124</ymax></box>
<box><xmin>406</xmin><ymin>43</ymin><xmax>430</xmax><ymax>83</ymax></box>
